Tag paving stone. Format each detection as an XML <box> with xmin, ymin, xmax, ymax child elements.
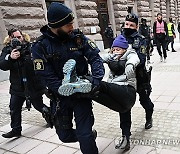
<box><xmin>10</xmin><ymin>138</ymin><xmax>43</xmax><ymax>153</ymax></box>
<box><xmin>49</xmin><ymin>145</ymin><xmax>78</xmax><ymax>154</ymax></box>
<box><xmin>26</xmin><ymin>142</ymin><xmax>58</xmax><ymax>154</ymax></box>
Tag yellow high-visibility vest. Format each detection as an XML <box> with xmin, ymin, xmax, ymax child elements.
<box><xmin>167</xmin><ymin>23</ymin><xmax>173</xmax><ymax>36</ymax></box>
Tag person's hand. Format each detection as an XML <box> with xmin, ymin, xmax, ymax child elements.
<box><xmin>125</xmin><ymin>64</ymin><xmax>134</xmax><ymax>79</ymax></box>
<box><xmin>173</xmin><ymin>34</ymin><xmax>176</xmax><ymax>39</ymax></box>
<box><xmin>10</xmin><ymin>49</ymin><xmax>20</xmax><ymax>59</ymax></box>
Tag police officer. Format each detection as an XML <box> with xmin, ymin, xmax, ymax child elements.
<box><xmin>0</xmin><ymin>28</ymin><xmax>50</xmax><ymax>138</ymax></box>
<box><xmin>139</xmin><ymin>18</ymin><xmax>153</xmax><ymax>63</ymax></box>
<box><xmin>116</xmin><ymin>13</ymin><xmax>154</xmax><ymax>150</ymax></box>
<box><xmin>31</xmin><ymin>2</ymin><xmax>105</xmax><ymax>154</ymax></box>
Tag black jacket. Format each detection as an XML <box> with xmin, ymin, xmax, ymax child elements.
<box><xmin>0</xmin><ymin>43</ymin><xmax>45</xmax><ymax>98</ymax></box>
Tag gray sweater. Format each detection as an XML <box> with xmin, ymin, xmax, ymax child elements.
<box><xmin>101</xmin><ymin>45</ymin><xmax>140</xmax><ymax>89</ymax></box>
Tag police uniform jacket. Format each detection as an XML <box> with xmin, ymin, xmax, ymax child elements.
<box><xmin>122</xmin><ymin>31</ymin><xmax>149</xmax><ymax>90</ymax></box>
<box><xmin>32</xmin><ymin>25</ymin><xmax>105</xmax><ymax>94</ymax></box>
<box><xmin>0</xmin><ymin>42</ymin><xmax>45</xmax><ymax>98</ymax></box>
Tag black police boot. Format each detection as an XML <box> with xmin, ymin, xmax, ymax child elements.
<box><xmin>115</xmin><ymin>135</ymin><xmax>130</xmax><ymax>151</ymax></box>
<box><xmin>145</xmin><ymin>118</ymin><xmax>153</xmax><ymax>129</ymax></box>
<box><xmin>2</xmin><ymin>130</ymin><xmax>21</xmax><ymax>138</ymax></box>
<box><xmin>42</xmin><ymin>106</ymin><xmax>53</xmax><ymax>128</ymax></box>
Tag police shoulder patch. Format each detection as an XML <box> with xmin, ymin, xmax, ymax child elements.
<box><xmin>33</xmin><ymin>59</ymin><xmax>44</xmax><ymax>70</ymax></box>
<box><xmin>140</xmin><ymin>46</ymin><xmax>146</xmax><ymax>54</ymax></box>
<box><xmin>88</xmin><ymin>40</ymin><xmax>97</xmax><ymax>49</ymax></box>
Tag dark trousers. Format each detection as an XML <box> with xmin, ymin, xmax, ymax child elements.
<box><xmin>93</xmin><ymin>81</ymin><xmax>136</xmax><ymax>113</ymax></box>
<box><xmin>10</xmin><ymin>94</ymin><xmax>45</xmax><ymax>133</ymax></box>
<box><xmin>54</xmin><ymin>97</ymin><xmax>98</xmax><ymax>154</ymax></box>
<box><xmin>167</xmin><ymin>36</ymin><xmax>175</xmax><ymax>50</ymax></box>
<box><xmin>119</xmin><ymin>87</ymin><xmax>154</xmax><ymax>138</ymax></box>
<box><xmin>156</xmin><ymin>37</ymin><xmax>167</xmax><ymax>58</ymax></box>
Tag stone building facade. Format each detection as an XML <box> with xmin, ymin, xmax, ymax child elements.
<box><xmin>0</xmin><ymin>0</ymin><xmax>180</xmax><ymax>51</ymax></box>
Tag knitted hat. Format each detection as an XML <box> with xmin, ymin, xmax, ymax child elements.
<box><xmin>47</xmin><ymin>2</ymin><xmax>74</xmax><ymax>28</ymax></box>
<box><xmin>125</xmin><ymin>13</ymin><xmax>139</xmax><ymax>25</ymax></box>
<box><xmin>112</xmin><ymin>35</ymin><xmax>128</xmax><ymax>49</ymax></box>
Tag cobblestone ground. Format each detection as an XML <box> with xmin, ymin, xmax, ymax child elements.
<box><xmin>1</xmin><ymin>42</ymin><xmax>180</xmax><ymax>153</ymax></box>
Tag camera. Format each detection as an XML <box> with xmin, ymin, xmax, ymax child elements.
<box><xmin>10</xmin><ymin>38</ymin><xmax>29</xmax><ymax>56</ymax></box>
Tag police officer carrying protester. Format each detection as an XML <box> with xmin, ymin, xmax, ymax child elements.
<box><xmin>115</xmin><ymin>13</ymin><xmax>154</xmax><ymax>151</ymax></box>
<box><xmin>0</xmin><ymin>28</ymin><xmax>50</xmax><ymax>138</ymax></box>
<box><xmin>31</xmin><ymin>2</ymin><xmax>105</xmax><ymax>154</ymax></box>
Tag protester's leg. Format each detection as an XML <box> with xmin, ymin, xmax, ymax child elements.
<box><xmin>115</xmin><ymin>110</ymin><xmax>131</xmax><ymax>150</ymax></box>
<box><xmin>74</xmin><ymin>99</ymin><xmax>98</xmax><ymax>154</ymax></box>
<box><xmin>93</xmin><ymin>81</ymin><xmax>136</xmax><ymax>113</ymax></box>
<box><xmin>120</xmin><ymin>110</ymin><xmax>131</xmax><ymax>140</ymax></box>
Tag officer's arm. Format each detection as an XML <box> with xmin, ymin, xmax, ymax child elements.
<box><xmin>83</xmin><ymin>37</ymin><xmax>105</xmax><ymax>85</ymax></box>
<box><xmin>31</xmin><ymin>43</ymin><xmax>61</xmax><ymax>93</ymax></box>
<box><xmin>0</xmin><ymin>47</ymin><xmax>14</xmax><ymax>71</ymax></box>
<box><xmin>137</xmin><ymin>38</ymin><xmax>146</xmax><ymax>66</ymax></box>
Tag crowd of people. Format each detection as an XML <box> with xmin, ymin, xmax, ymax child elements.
<box><xmin>0</xmin><ymin>2</ymin><xmax>179</xmax><ymax>154</ymax></box>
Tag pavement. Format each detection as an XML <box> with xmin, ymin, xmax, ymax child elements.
<box><xmin>1</xmin><ymin>38</ymin><xmax>180</xmax><ymax>154</ymax></box>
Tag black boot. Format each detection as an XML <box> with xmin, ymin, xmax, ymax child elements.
<box><xmin>42</xmin><ymin>106</ymin><xmax>54</xmax><ymax>128</ymax></box>
<box><xmin>115</xmin><ymin>135</ymin><xmax>130</xmax><ymax>151</ymax></box>
<box><xmin>2</xmin><ymin>130</ymin><xmax>21</xmax><ymax>138</ymax></box>
<box><xmin>145</xmin><ymin>118</ymin><xmax>153</xmax><ymax>129</ymax></box>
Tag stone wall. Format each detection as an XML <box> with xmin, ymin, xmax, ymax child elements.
<box><xmin>0</xmin><ymin>0</ymin><xmax>46</xmax><ymax>44</ymax></box>
<box><xmin>74</xmin><ymin>0</ymin><xmax>101</xmax><ymax>40</ymax></box>
<box><xmin>112</xmin><ymin>0</ymin><xmax>128</xmax><ymax>33</ymax></box>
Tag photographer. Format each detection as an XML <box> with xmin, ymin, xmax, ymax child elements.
<box><xmin>0</xmin><ymin>28</ymin><xmax>50</xmax><ymax>138</ymax></box>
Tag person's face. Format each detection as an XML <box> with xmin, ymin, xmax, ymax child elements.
<box><xmin>124</xmin><ymin>21</ymin><xmax>138</xmax><ymax>30</ymax></box>
<box><xmin>157</xmin><ymin>15</ymin><xmax>162</xmax><ymax>21</ymax></box>
<box><xmin>11</xmin><ymin>31</ymin><xmax>24</xmax><ymax>42</ymax></box>
<box><xmin>59</xmin><ymin>21</ymin><xmax>74</xmax><ymax>34</ymax></box>
<box><xmin>111</xmin><ymin>47</ymin><xmax>126</xmax><ymax>56</ymax></box>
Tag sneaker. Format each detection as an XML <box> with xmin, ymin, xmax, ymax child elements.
<box><xmin>145</xmin><ymin>118</ymin><xmax>153</xmax><ymax>129</ymax></box>
<box><xmin>160</xmin><ymin>56</ymin><xmax>163</xmax><ymax>62</ymax></box>
<box><xmin>115</xmin><ymin>135</ymin><xmax>130</xmax><ymax>151</ymax></box>
<box><xmin>2</xmin><ymin>130</ymin><xmax>21</xmax><ymax>138</ymax></box>
<box><xmin>58</xmin><ymin>79</ymin><xmax>92</xmax><ymax>96</ymax></box>
<box><xmin>62</xmin><ymin>59</ymin><xmax>77</xmax><ymax>84</ymax></box>
<box><xmin>172</xmin><ymin>50</ymin><xmax>177</xmax><ymax>52</ymax></box>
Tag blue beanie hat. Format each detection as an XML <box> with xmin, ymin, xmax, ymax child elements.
<box><xmin>47</xmin><ymin>2</ymin><xmax>74</xmax><ymax>28</ymax></box>
<box><xmin>112</xmin><ymin>35</ymin><xmax>128</xmax><ymax>49</ymax></box>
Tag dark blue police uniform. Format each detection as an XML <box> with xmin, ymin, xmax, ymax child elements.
<box><xmin>120</xmin><ymin>31</ymin><xmax>154</xmax><ymax>138</ymax></box>
<box><xmin>32</xmin><ymin>25</ymin><xmax>105</xmax><ymax>154</ymax></box>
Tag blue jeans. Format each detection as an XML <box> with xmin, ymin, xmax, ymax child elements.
<box><xmin>10</xmin><ymin>94</ymin><xmax>45</xmax><ymax>133</ymax></box>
